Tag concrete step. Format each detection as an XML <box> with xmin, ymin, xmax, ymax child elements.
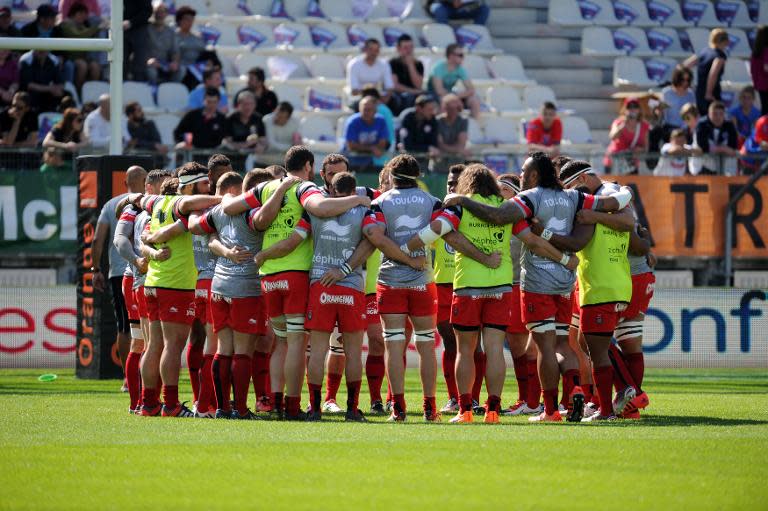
<box><xmin>570</xmin><ymin>111</ymin><xmax>617</xmax><ymax>131</ymax></box>
<box><xmin>591</xmin><ymin>129</ymin><xmax>611</xmax><ymax>146</ymax></box>
<box><xmin>491</xmin><ymin>23</ymin><xmax>582</xmax><ymax>39</ymax></box>
<box><xmin>487</xmin><ymin>0</ymin><xmax>550</xmax><ymax>9</ymax></box>
<box><xmin>550</xmin><ymin>83</ymin><xmax>618</xmax><ymax>100</ymax></box>
<box><xmin>559</xmin><ymin>98</ymin><xmax>619</xmax><ymax>115</ymax></box>
<box><xmin>495</xmin><ymin>37</ymin><xmax>570</xmax><ymax>56</ymax></box>
<box><xmin>527</xmin><ymin>67</ymin><xmax>603</xmax><ymax>85</ymax></box>
<box><xmin>487</xmin><ymin>7</ymin><xmax>539</xmax><ymax>30</ymax></box>
<box><xmin>517</xmin><ymin>53</ymin><xmax>614</xmax><ymax>70</ymax></box>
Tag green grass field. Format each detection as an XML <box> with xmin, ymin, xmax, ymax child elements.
<box><xmin>1</xmin><ymin>368</ymin><xmax>766</xmax><ymax>510</ymax></box>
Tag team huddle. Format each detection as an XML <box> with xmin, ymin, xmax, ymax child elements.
<box><xmin>110</xmin><ymin>146</ymin><xmax>654</xmax><ymax>423</ymax></box>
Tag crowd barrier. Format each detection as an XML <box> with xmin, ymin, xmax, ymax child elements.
<box><xmin>0</xmin><ymin>287</ymin><xmax>765</xmax><ymax>370</ymax></box>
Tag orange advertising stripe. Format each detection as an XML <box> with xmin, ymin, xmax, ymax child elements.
<box><xmin>112</xmin><ymin>171</ymin><xmax>127</xmax><ymax>197</ymax></box>
<box><xmin>78</xmin><ymin>171</ymin><xmax>97</xmax><ymax>209</ymax></box>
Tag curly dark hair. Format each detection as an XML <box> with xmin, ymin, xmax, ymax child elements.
<box><xmin>456</xmin><ymin>164</ymin><xmax>501</xmax><ymax>198</ymax></box>
<box><xmin>559</xmin><ymin>159</ymin><xmax>592</xmax><ymax>184</ymax></box>
<box><xmin>528</xmin><ymin>151</ymin><xmax>562</xmax><ymax>190</ymax></box>
<box><xmin>385</xmin><ymin>154</ymin><xmax>421</xmax><ymax>188</ymax></box>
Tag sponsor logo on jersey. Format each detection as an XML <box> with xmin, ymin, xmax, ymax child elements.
<box><xmin>321</xmin><ymin>220</ymin><xmax>352</xmax><ymax>237</ymax></box>
<box><xmin>394</xmin><ymin>215</ymin><xmax>424</xmax><ymax>231</ymax></box>
<box><xmin>195</xmin><ymin>289</ymin><xmax>208</xmax><ymax>298</ymax></box>
<box><xmin>186</xmin><ymin>307</ymin><xmax>195</xmax><ymax>317</ymax></box>
<box><xmin>320</xmin><ymin>292</ymin><xmax>354</xmax><ymax>305</ymax></box>
<box><xmin>169</xmin><ymin>306</ymin><xmax>178</xmax><ymax>313</ymax></box>
<box><xmin>263</xmin><ymin>279</ymin><xmax>289</xmax><ymax>292</ymax></box>
<box><xmin>545</xmin><ymin>216</ymin><xmax>568</xmax><ymax>232</ymax></box>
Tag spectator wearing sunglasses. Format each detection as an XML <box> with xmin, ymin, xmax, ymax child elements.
<box><xmin>425</xmin><ymin>43</ymin><xmax>480</xmax><ymax>119</ymax></box>
<box><xmin>661</xmin><ymin>66</ymin><xmax>696</xmax><ymax>128</ymax></box>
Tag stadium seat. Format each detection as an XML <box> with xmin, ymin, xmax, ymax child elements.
<box><xmin>613</xmin><ymin>56</ymin><xmax>677</xmax><ymax>87</ymax></box>
<box><xmin>754</xmin><ymin>1</ymin><xmax>768</xmax><ymax>24</ymax></box>
<box><xmin>612</xmin><ymin>0</ymin><xmax>655</xmax><ymax>26</ymax></box>
<box><xmin>306</xmin><ymin>53</ymin><xmax>346</xmax><ymax>84</ymax></box>
<box><xmin>309</xmin><ymin>22</ymin><xmax>356</xmax><ymax>53</ymax></box>
<box><xmin>680</xmin><ymin>0</ymin><xmax>721</xmax><ymax>27</ymax></box>
<box><xmin>582</xmin><ymin>26</ymin><xmax>653</xmax><ymax>57</ymax></box>
<box><xmin>646</xmin><ymin>0</ymin><xmax>692</xmax><ymax>27</ymax></box>
<box><xmin>395</xmin><ymin>0</ymin><xmax>432</xmax><ymax>25</ymax></box>
<box><xmin>488</xmin><ymin>55</ymin><xmax>535</xmax><ymax>86</ymax></box>
<box><xmin>548</xmin><ymin>0</ymin><xmax>619</xmax><ymax>26</ymax></box>
<box><xmin>305</xmin><ymin>85</ymin><xmax>345</xmax><ymax>113</ymax></box>
<box><xmin>230</xmin><ymin>22</ymin><xmax>277</xmax><ymax>52</ymax></box>
<box><xmin>267</xmin><ymin>54</ymin><xmax>311</xmax><ymax>80</ymax></box>
<box><xmin>561</xmin><ymin>116</ymin><xmax>594</xmax><ymax>144</ymax></box>
<box><xmin>466</xmin><ymin>117</ymin><xmax>488</xmax><ymax>145</ymax></box>
<box><xmin>454</xmin><ymin>24</ymin><xmax>502</xmax><ymax>56</ymax></box>
<box><xmin>522</xmin><ymin>85</ymin><xmax>557</xmax><ymax>113</ymax></box>
<box><xmin>272</xmin><ymin>83</ymin><xmax>304</xmax><ymax>110</ymax></box>
<box><xmin>176</xmin><ymin>0</ymin><xmax>212</xmax><ymax>18</ymax></box>
<box><xmin>347</xmin><ymin>23</ymin><xmax>385</xmax><ymax>49</ymax></box>
<box><xmin>654</xmin><ymin>270</ymin><xmax>693</xmax><ymax>287</ymax></box>
<box><xmin>683</xmin><ymin>27</ymin><xmax>710</xmax><ymax>52</ymax></box>
<box><xmin>479</xmin><ymin>117</ymin><xmax>525</xmax><ymax>152</ymax></box>
<box><xmin>685</xmin><ymin>27</ymin><xmax>750</xmax><ymax>58</ymax></box>
<box><xmin>157</xmin><ymin>82</ymin><xmax>190</xmax><ymax>112</ymax></box>
<box><xmin>381</xmin><ymin>25</ymin><xmax>420</xmax><ymax>49</ymax></box>
<box><xmin>216</xmin><ymin>0</ymin><xmax>261</xmax><ymax>17</ymax></box>
<box><xmin>461</xmin><ymin>55</ymin><xmax>493</xmax><ymax>85</ymax></box>
<box><xmin>153</xmin><ymin>113</ymin><xmax>182</xmax><ymax>146</ymax></box>
<box><xmin>722</xmin><ymin>58</ymin><xmax>753</xmax><ymax>88</ymax></box>
<box><xmin>321</xmin><ymin>0</ymin><xmax>377</xmax><ymax>23</ymax></box>
<box><xmin>486</xmin><ymin>86</ymin><xmax>525</xmax><ymax>117</ymax></box>
<box><xmin>81</xmin><ymin>81</ymin><xmax>109</xmax><ymax>104</ymax></box>
<box><xmin>713</xmin><ymin>0</ymin><xmax>754</xmax><ymax>27</ymax></box>
<box><xmin>273</xmin><ymin>22</ymin><xmax>316</xmax><ymax>54</ymax></box>
<box><xmin>122</xmin><ymin>81</ymin><xmax>157</xmax><ymax>111</ymax></box>
<box><xmin>421</xmin><ymin>24</ymin><xmax>457</xmax><ymax>52</ymax></box>
<box><xmin>645</xmin><ymin>27</ymin><xmax>688</xmax><ymax>57</ymax></box>
<box><xmin>234</xmin><ymin>53</ymin><xmax>270</xmax><ymax>76</ymax></box>
<box><xmin>299</xmin><ymin>115</ymin><xmax>338</xmax><ymax>152</ymax></box>
<box><xmin>281</xmin><ymin>0</ymin><xmax>325</xmax><ymax>23</ymax></box>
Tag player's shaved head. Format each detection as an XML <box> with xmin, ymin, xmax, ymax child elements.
<box><xmin>243</xmin><ymin>168</ymin><xmax>273</xmax><ymax>192</ymax></box>
<box><xmin>216</xmin><ymin>172</ymin><xmax>243</xmax><ymax>196</ymax></box>
<box><xmin>125</xmin><ymin>166</ymin><xmax>147</xmax><ymax>193</ymax></box>
<box><xmin>331</xmin><ymin>172</ymin><xmax>357</xmax><ymax>197</ymax></box>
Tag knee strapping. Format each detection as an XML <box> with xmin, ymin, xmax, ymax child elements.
<box><xmin>615</xmin><ymin>320</ymin><xmax>643</xmax><ymax>341</ymax></box>
<box><xmin>570</xmin><ymin>313</ymin><xmax>580</xmax><ymax>329</ymax></box>
<box><xmin>555</xmin><ymin>323</ymin><xmax>570</xmax><ymax>337</ymax></box>
<box><xmin>527</xmin><ymin>320</ymin><xmax>555</xmax><ymax>334</ymax></box>
<box><xmin>130</xmin><ymin>325</ymin><xmax>143</xmax><ymax>340</ymax></box>
<box><xmin>329</xmin><ymin>335</ymin><xmax>345</xmax><ymax>354</ymax></box>
<box><xmin>286</xmin><ymin>316</ymin><xmax>305</xmax><ymax>334</ymax></box>
<box><xmin>414</xmin><ymin>329</ymin><xmax>435</xmax><ymax>343</ymax></box>
<box><xmin>383</xmin><ymin>328</ymin><xmax>406</xmax><ymax>342</ymax></box>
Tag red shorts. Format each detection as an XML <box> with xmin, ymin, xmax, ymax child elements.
<box><xmin>133</xmin><ymin>286</ymin><xmax>148</xmax><ymax>319</ymax></box>
<box><xmin>436</xmin><ymin>283</ymin><xmax>453</xmax><ymax>324</ymax></box>
<box><xmin>622</xmin><ymin>272</ymin><xmax>655</xmax><ymax>319</ymax></box>
<box><xmin>451</xmin><ymin>291</ymin><xmax>512</xmax><ymax>329</ymax></box>
<box><xmin>261</xmin><ymin>271</ymin><xmax>310</xmax><ymax>318</ymax></box>
<box><xmin>306</xmin><ymin>283</ymin><xmax>367</xmax><ymax>334</ymax></box>
<box><xmin>507</xmin><ymin>284</ymin><xmax>526</xmax><ymax>334</ymax></box>
<box><xmin>122</xmin><ymin>275</ymin><xmax>138</xmax><ymax>322</ymax></box>
<box><xmin>376</xmin><ymin>282</ymin><xmax>438</xmax><ymax>317</ymax></box>
<box><xmin>580</xmin><ymin>302</ymin><xmax>627</xmax><ymax>334</ymax></box>
<box><xmin>144</xmin><ymin>287</ymin><xmax>195</xmax><ymax>325</ymax></box>
<box><xmin>210</xmin><ymin>293</ymin><xmax>268</xmax><ymax>335</ymax></box>
<box><xmin>194</xmin><ymin>278</ymin><xmax>212</xmax><ymax>324</ymax></box>
<box><xmin>521</xmin><ymin>290</ymin><xmax>573</xmax><ymax>326</ymax></box>
<box><xmin>365</xmin><ymin>293</ymin><xmax>380</xmax><ymax>326</ymax></box>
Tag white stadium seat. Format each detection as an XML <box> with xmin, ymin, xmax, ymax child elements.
<box><xmin>235</xmin><ymin>53</ymin><xmax>269</xmax><ymax>76</ymax></box>
<box><xmin>216</xmin><ymin>0</ymin><xmax>260</xmax><ymax>17</ymax></box>
<box><xmin>153</xmin><ymin>113</ymin><xmax>182</xmax><ymax>146</ymax></box>
<box><xmin>613</xmin><ymin>56</ymin><xmax>678</xmax><ymax>87</ymax></box>
<box><xmin>522</xmin><ymin>85</ymin><xmax>557</xmax><ymax>112</ymax></box>
<box><xmin>230</xmin><ymin>22</ymin><xmax>277</xmax><ymax>51</ymax></box>
<box><xmin>713</xmin><ymin>0</ymin><xmax>754</xmax><ymax>27</ymax></box>
<box><xmin>680</xmin><ymin>0</ymin><xmax>721</xmax><ymax>26</ymax></box>
<box><xmin>347</xmin><ymin>23</ymin><xmax>385</xmax><ymax>48</ymax></box>
<box><xmin>266</xmin><ymin>55</ymin><xmax>311</xmax><ymax>80</ymax></box>
<box><xmin>722</xmin><ymin>58</ymin><xmax>753</xmax><ymax>88</ymax></box>
<box><xmin>381</xmin><ymin>25</ymin><xmax>420</xmax><ymax>48</ymax></box>
<box><xmin>309</xmin><ymin>22</ymin><xmax>356</xmax><ymax>53</ymax></box>
<box><xmin>306</xmin><ymin>53</ymin><xmax>347</xmax><ymax>81</ymax></box>
<box><xmin>549</xmin><ymin>0</ymin><xmax>618</xmax><ymax>26</ymax></box>
<box><xmin>272</xmin><ymin>83</ymin><xmax>304</xmax><ymax>110</ymax></box>
<box><xmin>725</xmin><ymin>28</ymin><xmax>752</xmax><ymax>59</ymax></box>
<box><xmin>321</xmin><ymin>0</ymin><xmax>377</xmax><ymax>23</ymax></box>
<box><xmin>122</xmin><ymin>81</ymin><xmax>156</xmax><ymax>110</ymax></box>
<box><xmin>466</xmin><ymin>117</ymin><xmax>487</xmax><ymax>145</ymax></box>
<box><xmin>645</xmin><ymin>27</ymin><xmax>688</xmax><ymax>57</ymax></box>
<box><xmin>488</xmin><ymin>55</ymin><xmax>534</xmax><ymax>86</ymax></box>
<box><xmin>755</xmin><ymin>1</ymin><xmax>768</xmax><ymax>24</ymax></box>
<box><xmin>561</xmin><ymin>116</ymin><xmax>594</xmax><ymax>144</ymax></box>
<box><xmin>611</xmin><ymin>0</ymin><xmax>655</xmax><ymax>26</ymax></box>
<box><xmin>461</xmin><ymin>55</ymin><xmax>493</xmax><ymax>84</ymax></box>
<box><xmin>486</xmin><ymin>86</ymin><xmax>525</xmax><ymax>116</ymax></box>
<box><xmin>281</xmin><ymin>0</ymin><xmax>326</xmax><ymax>23</ymax></box>
<box><xmin>582</xmin><ymin>26</ymin><xmax>653</xmax><ymax>57</ymax></box>
<box><xmin>300</xmin><ymin>115</ymin><xmax>337</xmax><ymax>147</ymax></box>
<box><xmin>305</xmin><ymin>85</ymin><xmax>345</xmax><ymax>113</ymax></box>
<box><xmin>81</xmin><ymin>81</ymin><xmax>109</xmax><ymax>104</ymax></box>
<box><xmin>421</xmin><ymin>23</ymin><xmax>457</xmax><ymax>51</ymax></box>
<box><xmin>683</xmin><ymin>27</ymin><xmax>710</xmax><ymax>53</ymax></box>
<box><xmin>646</xmin><ymin>0</ymin><xmax>692</xmax><ymax>27</ymax></box>
<box><xmin>273</xmin><ymin>22</ymin><xmax>316</xmax><ymax>54</ymax></box>
<box><xmin>157</xmin><ymin>82</ymin><xmax>190</xmax><ymax>112</ymax></box>
<box><xmin>396</xmin><ymin>0</ymin><xmax>431</xmax><ymax>25</ymax></box>
<box><xmin>483</xmin><ymin>117</ymin><xmax>523</xmax><ymax>146</ymax></box>
<box><xmin>454</xmin><ymin>24</ymin><xmax>502</xmax><ymax>56</ymax></box>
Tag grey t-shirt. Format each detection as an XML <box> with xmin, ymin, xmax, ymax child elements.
<box><xmin>370</xmin><ymin>187</ymin><xmax>441</xmax><ymax>287</ymax></box>
<box><xmin>132</xmin><ymin>211</ymin><xmax>151</xmax><ymax>289</ymax></box>
<box><xmin>300</xmin><ymin>206</ymin><xmax>369</xmax><ymax>292</ymax></box>
<box><xmin>176</xmin><ymin>30</ymin><xmax>205</xmax><ymax>68</ymax></box>
<box><xmin>510</xmin><ymin>234</ymin><xmax>523</xmax><ymax>286</ymax></box>
<box><xmin>193</xmin><ymin>234</ymin><xmax>216</xmax><ymax>280</ymax></box>
<box><xmin>97</xmin><ymin>193</ymin><xmax>129</xmax><ymax>278</ymax></box>
<box><xmin>114</xmin><ymin>204</ymin><xmax>139</xmax><ymax>279</ymax></box>
<box><xmin>201</xmin><ymin>204</ymin><xmax>262</xmax><ymax>298</ymax></box>
<box><xmin>628</xmin><ymin>209</ymin><xmax>652</xmax><ymax>276</ymax></box>
<box><xmin>512</xmin><ymin>187</ymin><xmax>597</xmax><ymax>295</ymax></box>
<box><xmin>436</xmin><ymin>114</ymin><xmax>468</xmax><ymax>146</ymax></box>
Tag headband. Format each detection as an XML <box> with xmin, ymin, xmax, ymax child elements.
<box><xmin>499</xmin><ymin>179</ymin><xmax>520</xmax><ymax>194</ymax></box>
<box><xmin>561</xmin><ymin>167</ymin><xmax>594</xmax><ymax>187</ymax></box>
<box><xmin>391</xmin><ymin>171</ymin><xmax>420</xmax><ymax>181</ymax></box>
<box><xmin>178</xmin><ymin>173</ymin><xmax>209</xmax><ymax>186</ymax></box>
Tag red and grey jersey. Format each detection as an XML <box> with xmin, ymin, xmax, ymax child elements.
<box><xmin>241</xmin><ymin>179</ymin><xmax>322</xmax><ymax>210</ymax></box>
<box><xmin>115</xmin><ymin>204</ymin><xmax>140</xmax><ymax>279</ymax></box>
<box><xmin>132</xmin><ymin>211</ymin><xmax>151</xmax><ymax>289</ymax></box>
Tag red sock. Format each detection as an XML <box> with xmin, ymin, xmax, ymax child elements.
<box><xmin>593</xmin><ymin>365</ymin><xmax>615</xmax><ymax>417</ymax></box>
<box><xmin>526</xmin><ymin>359</ymin><xmax>541</xmax><ymax>408</ymax></box>
<box><xmin>365</xmin><ymin>355</ymin><xmax>385</xmax><ymax>402</ymax></box>
<box><xmin>212</xmin><ymin>354</ymin><xmax>232</xmax><ymax>411</ymax></box>
<box><xmin>125</xmin><ymin>352</ymin><xmax>141</xmax><ymax>409</ymax></box>
<box><xmin>346</xmin><ymin>380</ymin><xmax>361</xmax><ymax>412</ymax></box>
<box><xmin>285</xmin><ymin>395</ymin><xmax>300</xmax><ymax>416</ymax></box>
<box><xmin>512</xmin><ymin>355</ymin><xmax>528</xmax><ymax>402</ymax></box>
<box><xmin>308</xmin><ymin>382</ymin><xmax>322</xmax><ymax>412</ymax></box>
<box><xmin>141</xmin><ymin>387</ymin><xmax>159</xmax><ymax>408</ymax></box>
<box><xmin>252</xmin><ymin>351</ymin><xmax>270</xmax><ymax>399</ymax></box>
<box><xmin>626</xmin><ymin>353</ymin><xmax>644</xmax><ymax>389</ymax></box>
<box><xmin>232</xmin><ymin>354</ymin><xmax>252</xmax><ymax>415</ymax></box>
<box><xmin>386</xmin><ymin>382</ymin><xmax>393</xmax><ymax>404</ymax></box>
<box><xmin>324</xmin><ymin>372</ymin><xmax>343</xmax><ymax>402</ymax></box>
<box><xmin>262</xmin><ymin>352</ymin><xmax>271</xmax><ymax>397</ymax></box>
<box><xmin>472</xmin><ymin>351</ymin><xmax>486</xmax><ymax>402</ymax></box>
<box><xmin>542</xmin><ymin>388</ymin><xmax>558</xmax><ymax>416</ymax></box>
<box><xmin>393</xmin><ymin>393</ymin><xmax>406</xmax><ymax>416</ymax></box>
<box><xmin>487</xmin><ymin>394</ymin><xmax>501</xmax><ymax>413</ymax></box>
<box><xmin>198</xmin><ymin>354</ymin><xmax>215</xmax><ymax>413</ymax></box>
<box><xmin>186</xmin><ymin>343</ymin><xmax>204</xmax><ymax>403</ymax></box>
<box><xmin>560</xmin><ymin>374</ymin><xmax>569</xmax><ymax>407</ymax></box>
<box><xmin>609</xmin><ymin>344</ymin><xmax>636</xmax><ymax>391</ymax></box>
<box><xmin>442</xmin><ymin>350</ymin><xmax>459</xmax><ymax>400</ymax></box>
<box><xmin>459</xmin><ymin>393</ymin><xmax>473</xmax><ymax>412</ymax></box>
<box><xmin>584</xmin><ymin>383</ymin><xmax>594</xmax><ymax>403</ymax></box>
<box><xmin>423</xmin><ymin>395</ymin><xmax>437</xmax><ymax>416</ymax></box>
<box><xmin>562</xmin><ymin>369</ymin><xmax>581</xmax><ymax>409</ymax></box>
<box><xmin>162</xmin><ymin>384</ymin><xmax>179</xmax><ymax>410</ymax></box>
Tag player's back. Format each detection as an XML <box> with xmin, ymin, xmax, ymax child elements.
<box><xmin>208</xmin><ymin>204</ymin><xmax>262</xmax><ymax>297</ymax></box>
<box><xmin>308</xmin><ymin>205</ymin><xmax>368</xmax><ymax>291</ymax></box>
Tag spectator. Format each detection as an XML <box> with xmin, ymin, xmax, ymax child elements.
<box><xmin>654</xmin><ymin>128</ymin><xmax>702</xmax><ymax>176</ymax></box>
<box><xmin>146</xmin><ymin>2</ymin><xmax>182</xmax><ymax>85</ymax></box>
<box><xmin>604</xmin><ymin>97</ymin><xmax>649</xmax><ymax>174</ymax></box>
<box><xmin>234</xmin><ymin>67</ymin><xmax>278</xmax><ymax>116</ymax></box>
<box><xmin>59</xmin><ymin>0</ymin><xmax>101</xmax><ymax>19</ymax></box>
<box><xmin>347</xmin><ymin>38</ymin><xmax>396</xmax><ymax>112</ymax></box>
<box><xmin>59</xmin><ymin>2</ymin><xmax>103</xmax><ymax>90</ymax></box>
<box><xmin>342</xmin><ymin>96</ymin><xmax>390</xmax><ymax>168</ymax></box>
<box><xmin>728</xmin><ymin>86</ymin><xmax>761</xmax><ymax>144</ymax></box>
<box><xmin>389</xmin><ymin>34</ymin><xmax>424</xmax><ymax>114</ymax></box>
<box><xmin>43</xmin><ymin>107</ymin><xmax>89</xmax><ymax>153</ymax></box>
<box><xmin>684</xmin><ymin>28</ymin><xmax>729</xmax><ymax>114</ymax></box>
<box><xmin>0</xmin><ymin>7</ymin><xmax>20</xmax><ymax>37</ymax></box>
<box><xmin>661</xmin><ymin>66</ymin><xmax>696</xmax><ymax>128</ymax></box>
<box><xmin>40</xmin><ymin>147</ymin><xmax>70</xmax><ymax>173</ymax></box>
<box><xmin>680</xmin><ymin>102</ymin><xmax>704</xmax><ymax>175</ymax></box>
<box><xmin>696</xmin><ymin>100</ymin><xmax>738</xmax><ymax>174</ymax></box>
<box><xmin>125</xmin><ymin>102</ymin><xmax>166</xmax><ymax>154</ymax></box>
<box><xmin>526</xmin><ymin>101</ymin><xmax>562</xmax><ymax>156</ymax></box>
<box><xmin>398</xmin><ymin>94</ymin><xmax>439</xmax><ymax>163</ymax></box>
<box><xmin>175</xmin><ymin>6</ymin><xmax>206</xmax><ymax>82</ymax></box>
<box><xmin>223</xmin><ymin>90</ymin><xmax>266</xmax><ymax>153</ymax></box>
<box><xmin>0</xmin><ymin>92</ymin><xmax>38</xmax><ymax>147</ymax></box>
<box><xmin>58</xmin><ymin>96</ymin><xmax>77</xmax><ymax>112</ymax></box>
<box><xmin>84</xmin><ymin>93</ymin><xmax>129</xmax><ymax>149</ymax></box>
<box><xmin>426</xmin><ymin>43</ymin><xmax>481</xmax><ymax>119</ymax></box>
<box><xmin>81</xmin><ymin>101</ymin><xmax>97</xmax><ymax>118</ymax></box>
<box><xmin>263</xmin><ymin>101</ymin><xmax>301</xmax><ymax>153</ymax></box>
<box><xmin>361</xmin><ymin>87</ymin><xmax>395</xmax><ymax>143</ymax></box>
<box><xmin>21</xmin><ymin>5</ymin><xmax>64</xmax><ymax>38</ymax></box>
<box><xmin>0</xmin><ymin>50</ymin><xmax>19</xmax><ymax>107</ymax></box>
<box><xmin>428</xmin><ymin>0</ymin><xmax>490</xmax><ymax>25</ymax></box>
<box><xmin>751</xmin><ymin>26</ymin><xmax>768</xmax><ymax>116</ymax></box>
<box><xmin>739</xmin><ymin>114</ymin><xmax>768</xmax><ymax>173</ymax></box>
<box><xmin>435</xmin><ymin>93</ymin><xmax>470</xmax><ymax>172</ymax></box>
<box><xmin>18</xmin><ymin>50</ymin><xmax>64</xmax><ymax>113</ymax></box>
<box><xmin>174</xmin><ymin>87</ymin><xmax>226</xmax><ymax>149</ymax></box>
<box><xmin>187</xmin><ymin>67</ymin><xmax>228</xmax><ymax>112</ymax></box>
<box><xmin>647</xmin><ymin>98</ymin><xmax>675</xmax><ymax>169</ymax></box>
<box><xmin>123</xmin><ymin>0</ymin><xmax>152</xmax><ymax>81</ymax></box>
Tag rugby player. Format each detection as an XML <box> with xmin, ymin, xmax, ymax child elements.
<box><xmin>221</xmin><ymin>146</ymin><xmax>372</xmax><ymax>420</ymax></box>
<box><xmin>443</xmin><ymin>153</ymin><xmax>633</xmax><ymax>422</ymax></box>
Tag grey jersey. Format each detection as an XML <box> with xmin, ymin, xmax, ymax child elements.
<box><xmin>97</xmin><ymin>194</ymin><xmax>129</xmax><ymax>278</ymax></box>
<box><xmin>132</xmin><ymin>211</ymin><xmax>151</xmax><ymax>289</ymax></box>
<box><xmin>193</xmin><ymin>234</ymin><xmax>216</xmax><ymax>280</ymax></box>
<box><xmin>202</xmin><ymin>204</ymin><xmax>262</xmax><ymax>298</ymax></box>
<box><xmin>510</xmin><ymin>235</ymin><xmax>523</xmax><ymax>285</ymax></box>
<box><xmin>512</xmin><ymin>187</ymin><xmax>596</xmax><ymax>295</ymax></box>
<box><xmin>628</xmin><ymin>209</ymin><xmax>652</xmax><ymax>276</ymax></box>
<box><xmin>302</xmin><ymin>205</ymin><xmax>368</xmax><ymax>292</ymax></box>
<box><xmin>370</xmin><ymin>187</ymin><xmax>441</xmax><ymax>287</ymax></box>
<box><xmin>114</xmin><ymin>204</ymin><xmax>138</xmax><ymax>279</ymax></box>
